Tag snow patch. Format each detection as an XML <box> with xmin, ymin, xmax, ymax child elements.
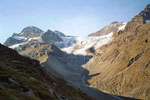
<box><xmin>54</xmin><ymin>36</ymin><xmax>76</xmax><ymax>48</ymax></box>
<box><xmin>9</xmin><ymin>37</ymin><xmax>41</xmax><ymax>49</ymax></box>
<box><xmin>27</xmin><ymin>37</ymin><xmax>41</xmax><ymax>41</ymax></box>
<box><xmin>9</xmin><ymin>42</ymin><xmax>27</xmax><ymax>49</ymax></box>
<box><xmin>62</xmin><ymin>32</ymin><xmax>113</xmax><ymax>55</ymax></box>
<box><xmin>118</xmin><ymin>23</ymin><xmax>127</xmax><ymax>31</ymax></box>
<box><xmin>13</xmin><ymin>36</ymin><xmax>27</xmax><ymax>41</ymax></box>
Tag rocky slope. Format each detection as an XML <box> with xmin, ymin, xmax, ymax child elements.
<box><xmin>1</xmin><ymin>41</ymin><xmax>126</xmax><ymax>100</ymax></box>
<box><xmin>0</xmin><ymin>43</ymin><xmax>93</xmax><ymax>100</ymax></box>
<box><xmin>83</xmin><ymin>4</ymin><xmax>150</xmax><ymax>100</ymax></box>
<box><xmin>13</xmin><ymin>40</ymin><xmax>125</xmax><ymax>100</ymax></box>
<box><xmin>88</xmin><ymin>22</ymin><xmax>126</xmax><ymax>37</ymax></box>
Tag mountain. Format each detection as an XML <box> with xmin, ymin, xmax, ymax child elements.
<box><xmin>3</xmin><ymin>5</ymin><xmax>150</xmax><ymax>100</ymax></box>
<box><xmin>0</xmin><ymin>43</ymin><xmax>93</xmax><ymax>100</ymax></box>
<box><xmin>61</xmin><ymin>22</ymin><xmax>127</xmax><ymax>55</ymax></box>
<box><xmin>88</xmin><ymin>22</ymin><xmax>126</xmax><ymax>37</ymax></box>
<box><xmin>83</xmin><ymin>4</ymin><xmax>150</xmax><ymax>100</ymax></box>
<box><xmin>1</xmin><ymin>39</ymin><xmax>127</xmax><ymax>100</ymax></box>
<box><xmin>4</xmin><ymin>26</ymin><xmax>44</xmax><ymax>46</ymax></box>
<box><xmin>4</xmin><ymin>33</ymin><xmax>27</xmax><ymax>46</ymax></box>
<box><xmin>54</xmin><ymin>30</ymin><xmax>66</xmax><ymax>37</ymax></box>
<box><xmin>4</xmin><ymin>26</ymin><xmax>66</xmax><ymax>48</ymax></box>
<box><xmin>5</xmin><ymin>24</ymin><xmax>122</xmax><ymax>56</ymax></box>
<box><xmin>20</xmin><ymin>26</ymin><xmax>44</xmax><ymax>38</ymax></box>
<box><xmin>62</xmin><ymin>33</ymin><xmax>113</xmax><ymax>55</ymax></box>
<box><xmin>125</xmin><ymin>4</ymin><xmax>150</xmax><ymax>31</ymax></box>
<box><xmin>12</xmin><ymin>38</ymin><xmax>126</xmax><ymax>100</ymax></box>
<box><xmin>4</xmin><ymin>24</ymin><xmax>137</xmax><ymax>100</ymax></box>
<box><xmin>42</xmin><ymin>30</ymin><xmax>63</xmax><ymax>44</ymax></box>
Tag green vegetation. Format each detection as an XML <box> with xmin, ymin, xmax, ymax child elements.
<box><xmin>0</xmin><ymin>44</ymin><xmax>91</xmax><ymax>100</ymax></box>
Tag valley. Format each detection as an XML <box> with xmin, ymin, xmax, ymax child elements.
<box><xmin>1</xmin><ymin>3</ymin><xmax>150</xmax><ymax>100</ymax></box>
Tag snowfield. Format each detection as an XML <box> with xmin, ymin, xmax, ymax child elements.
<box><xmin>61</xmin><ymin>32</ymin><xmax>113</xmax><ymax>55</ymax></box>
<box><xmin>118</xmin><ymin>22</ymin><xmax>127</xmax><ymax>31</ymax></box>
<box><xmin>9</xmin><ymin>37</ymin><xmax>41</xmax><ymax>49</ymax></box>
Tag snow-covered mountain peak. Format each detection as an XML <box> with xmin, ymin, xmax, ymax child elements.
<box><xmin>5</xmin><ymin>22</ymin><xmax>126</xmax><ymax>56</ymax></box>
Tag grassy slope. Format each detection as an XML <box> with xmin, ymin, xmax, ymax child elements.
<box><xmin>0</xmin><ymin>44</ymin><xmax>92</xmax><ymax>100</ymax></box>
<box><xmin>84</xmin><ymin>23</ymin><xmax>150</xmax><ymax>100</ymax></box>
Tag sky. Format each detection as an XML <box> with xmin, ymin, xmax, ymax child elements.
<box><xmin>0</xmin><ymin>0</ymin><xmax>149</xmax><ymax>43</ymax></box>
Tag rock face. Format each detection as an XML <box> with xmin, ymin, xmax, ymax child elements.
<box><xmin>88</xmin><ymin>22</ymin><xmax>125</xmax><ymax>36</ymax></box>
<box><xmin>140</xmin><ymin>4</ymin><xmax>150</xmax><ymax>23</ymax></box>
<box><xmin>42</xmin><ymin>30</ymin><xmax>63</xmax><ymax>44</ymax></box>
<box><xmin>125</xmin><ymin>4</ymin><xmax>150</xmax><ymax>31</ymax></box>
<box><xmin>54</xmin><ymin>30</ymin><xmax>66</xmax><ymax>37</ymax></box>
<box><xmin>4</xmin><ymin>33</ymin><xmax>27</xmax><ymax>46</ymax></box>
<box><xmin>83</xmin><ymin>5</ymin><xmax>150</xmax><ymax>100</ymax></box>
<box><xmin>20</xmin><ymin>26</ymin><xmax>44</xmax><ymax>38</ymax></box>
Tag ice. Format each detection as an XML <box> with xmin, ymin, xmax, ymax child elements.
<box><xmin>61</xmin><ymin>32</ymin><xmax>113</xmax><ymax>55</ymax></box>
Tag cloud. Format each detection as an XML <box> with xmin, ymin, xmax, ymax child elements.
<box><xmin>53</xmin><ymin>16</ymin><xmax>100</xmax><ymax>36</ymax></box>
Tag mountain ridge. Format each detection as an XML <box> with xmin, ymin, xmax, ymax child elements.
<box><xmin>83</xmin><ymin>4</ymin><xmax>150</xmax><ymax>100</ymax></box>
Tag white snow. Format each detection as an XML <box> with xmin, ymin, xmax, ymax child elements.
<box><xmin>9</xmin><ymin>42</ymin><xmax>27</xmax><ymax>49</ymax></box>
<box><xmin>9</xmin><ymin>30</ymin><xmax>114</xmax><ymax>56</ymax></box>
<box><xmin>27</xmin><ymin>37</ymin><xmax>41</xmax><ymax>41</ymax></box>
<box><xmin>9</xmin><ymin>37</ymin><xmax>41</xmax><ymax>49</ymax></box>
<box><xmin>61</xmin><ymin>32</ymin><xmax>113</xmax><ymax>55</ymax></box>
<box><xmin>13</xmin><ymin>36</ymin><xmax>27</xmax><ymax>41</ymax></box>
<box><xmin>20</xmin><ymin>32</ymin><xmax>24</xmax><ymax>35</ymax></box>
<box><xmin>54</xmin><ymin>36</ymin><xmax>76</xmax><ymax>48</ymax></box>
<box><xmin>118</xmin><ymin>23</ymin><xmax>127</xmax><ymax>31</ymax></box>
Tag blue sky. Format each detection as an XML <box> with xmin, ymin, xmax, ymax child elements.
<box><xmin>0</xmin><ymin>0</ymin><xmax>149</xmax><ymax>43</ymax></box>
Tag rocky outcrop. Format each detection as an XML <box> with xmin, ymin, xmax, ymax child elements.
<box><xmin>42</xmin><ymin>30</ymin><xmax>63</xmax><ymax>44</ymax></box>
<box><xmin>125</xmin><ymin>4</ymin><xmax>150</xmax><ymax>31</ymax></box>
<box><xmin>140</xmin><ymin>4</ymin><xmax>150</xmax><ymax>23</ymax></box>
